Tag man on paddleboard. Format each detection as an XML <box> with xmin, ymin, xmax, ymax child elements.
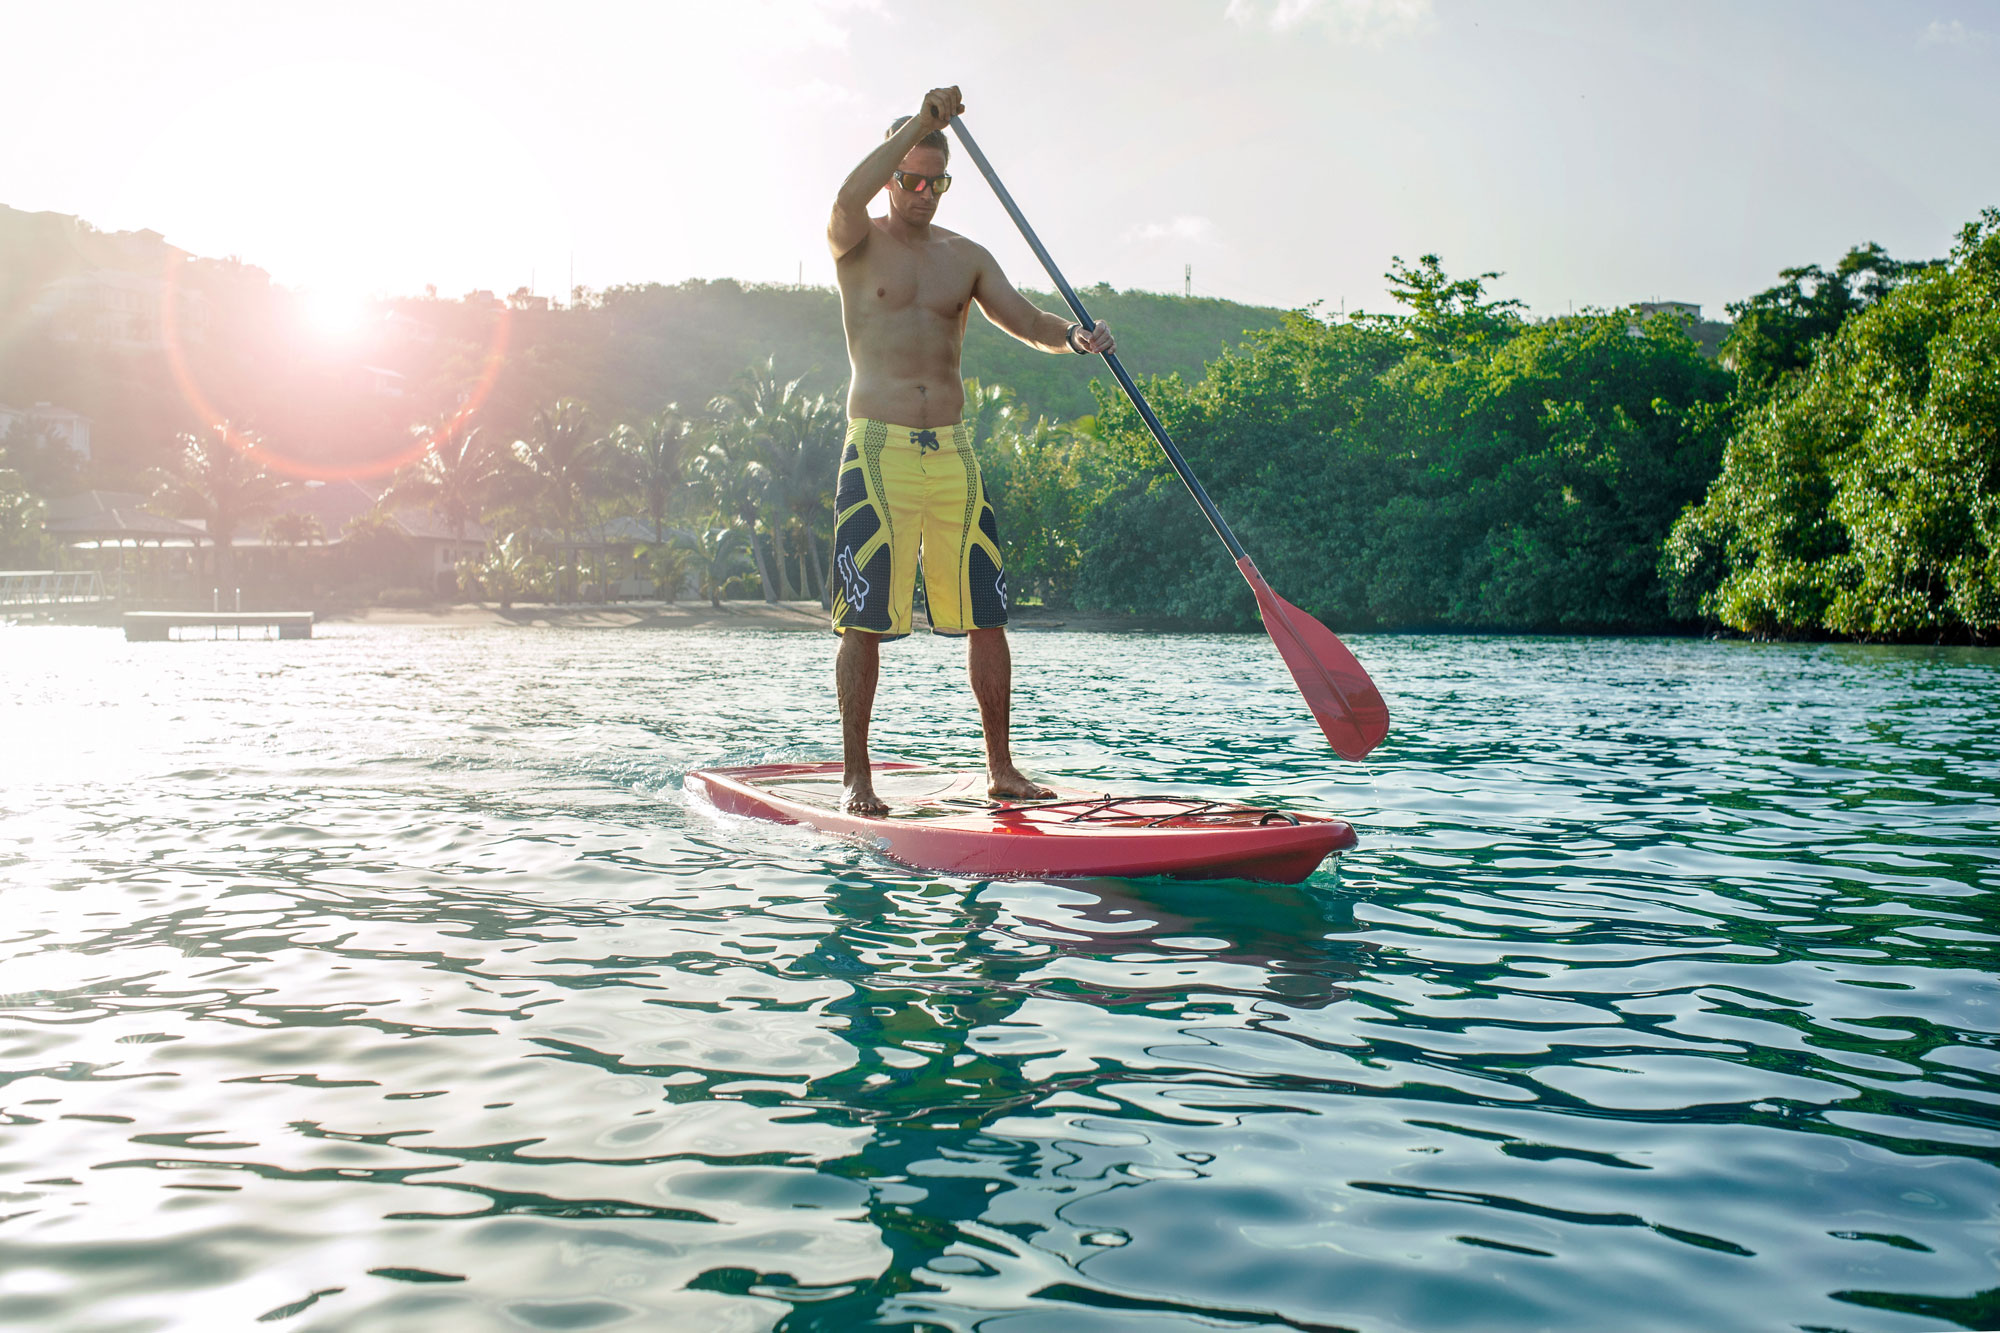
<box><xmin>828</xmin><ymin>85</ymin><xmax>1113</xmax><ymax>815</ymax></box>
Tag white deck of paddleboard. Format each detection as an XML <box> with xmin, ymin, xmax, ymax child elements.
<box><xmin>751</xmin><ymin>766</ymin><xmax>1076</xmax><ymax>817</ymax></box>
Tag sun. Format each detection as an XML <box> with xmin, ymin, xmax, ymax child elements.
<box><xmin>300</xmin><ymin>288</ymin><xmax>370</xmax><ymax>341</ymax></box>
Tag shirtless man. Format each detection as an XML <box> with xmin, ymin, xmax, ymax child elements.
<box><xmin>828</xmin><ymin>85</ymin><xmax>1114</xmax><ymax>815</ymax></box>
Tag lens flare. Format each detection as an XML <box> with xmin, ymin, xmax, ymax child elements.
<box><xmin>161</xmin><ymin>255</ymin><xmax>512</xmax><ymax>483</ymax></box>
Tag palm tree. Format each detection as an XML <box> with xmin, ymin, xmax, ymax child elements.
<box><xmin>262</xmin><ymin>511</ymin><xmax>323</xmax><ymax>595</ymax></box>
<box><xmin>677</xmin><ymin>523</ymin><xmax>755</xmax><ymax>609</ymax></box>
<box><xmin>611</xmin><ymin>406</ymin><xmax>692</xmax><ymax>543</ymax></box>
<box><xmin>263</xmin><ymin>512</ymin><xmax>323</xmax><ymax>547</ymax></box>
<box><xmin>384</xmin><ymin>417</ymin><xmax>513</xmax><ymax>542</ymax></box>
<box><xmin>646</xmin><ymin>535</ymin><xmax>695</xmax><ymax>604</ymax></box>
<box><xmin>768</xmin><ymin>390</ymin><xmax>847</xmax><ymax>606</ymax></box>
<box><xmin>685</xmin><ymin>439</ymin><xmax>772</xmax><ymax>601</ymax></box>
<box><xmin>512</xmin><ymin>400</ymin><xmax>602</xmax><ymax>601</ymax></box>
<box><xmin>468</xmin><ymin>531</ymin><xmax>545</xmax><ymax>610</ymax></box>
<box><xmin>710</xmin><ymin>358</ymin><xmax>824</xmax><ymax>603</ymax></box>
<box><xmin>748</xmin><ymin>428</ymin><xmax>811</xmax><ymax>603</ymax></box>
<box><xmin>0</xmin><ymin>471</ymin><xmax>47</xmax><ymax>568</ymax></box>
<box><xmin>961</xmin><ymin>377</ymin><xmax>1021</xmax><ymax>451</ymax></box>
<box><xmin>149</xmin><ymin>422</ymin><xmax>289</xmax><ymax>590</ymax></box>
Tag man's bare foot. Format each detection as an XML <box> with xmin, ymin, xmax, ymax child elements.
<box><xmin>842</xmin><ymin>782</ymin><xmax>889</xmax><ymax>816</ymax></box>
<box><xmin>988</xmin><ymin>769</ymin><xmax>1054</xmax><ymax>802</ymax></box>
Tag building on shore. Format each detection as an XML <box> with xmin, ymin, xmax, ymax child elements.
<box><xmin>3</xmin><ymin>207</ymin><xmax>212</xmax><ymax>350</ymax></box>
<box><xmin>40</xmin><ymin>481</ymin><xmax>491</xmax><ymax>600</ymax></box>
<box><xmin>258</xmin><ymin>479</ymin><xmax>489</xmax><ymax>592</ymax></box>
<box><xmin>1627</xmin><ymin>301</ymin><xmax>1730</xmax><ymax>358</ymax></box>
<box><xmin>0</xmin><ymin>402</ymin><xmax>93</xmax><ymax>461</ymax></box>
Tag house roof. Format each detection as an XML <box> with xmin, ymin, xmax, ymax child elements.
<box><xmin>43</xmin><ymin>490</ymin><xmax>148</xmax><ymax>521</ymax></box>
<box><xmin>44</xmin><ymin>504</ymin><xmax>206</xmax><ymax>542</ymax></box>
<box><xmin>264</xmin><ymin>480</ymin><xmax>488</xmax><ymax>543</ymax></box>
<box><xmin>264</xmin><ymin>479</ymin><xmax>377</xmax><ymax>536</ymax></box>
<box><xmin>42</xmin><ymin>482</ymin><xmax>487</xmax><ymax>546</ymax></box>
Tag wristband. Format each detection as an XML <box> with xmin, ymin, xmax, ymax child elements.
<box><xmin>1065</xmin><ymin>322</ymin><xmax>1086</xmax><ymax>354</ymax></box>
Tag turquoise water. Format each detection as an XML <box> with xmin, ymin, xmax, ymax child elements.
<box><xmin>1</xmin><ymin>625</ymin><xmax>1996</xmax><ymax>1332</ymax></box>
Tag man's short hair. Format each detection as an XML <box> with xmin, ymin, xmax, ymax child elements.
<box><xmin>887</xmin><ymin>115</ymin><xmax>950</xmax><ymax>162</ymax></box>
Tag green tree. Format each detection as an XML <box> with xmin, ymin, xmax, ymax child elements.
<box><xmin>1721</xmin><ymin>242</ymin><xmax>1937</xmax><ymax>401</ymax></box>
<box><xmin>708</xmin><ymin>358</ymin><xmax>837</xmax><ymax>602</ymax></box>
<box><xmin>385</xmin><ymin>417</ymin><xmax>513</xmax><ymax>542</ymax></box>
<box><xmin>148</xmin><ymin>422</ymin><xmax>289</xmax><ymax>589</ymax></box>
<box><xmin>1071</xmin><ymin>256</ymin><xmax>1729</xmax><ymax>631</ymax></box>
<box><xmin>1665</xmin><ymin>210</ymin><xmax>2000</xmax><ymax>641</ymax></box>
<box><xmin>678</xmin><ymin>523</ymin><xmax>755</xmax><ymax>608</ymax></box>
<box><xmin>966</xmin><ymin>380</ymin><xmax>1100</xmax><ymax>609</ymax></box>
<box><xmin>1353</xmin><ymin>254</ymin><xmax>1526</xmax><ymax>356</ymax></box>
<box><xmin>463</xmin><ymin>531</ymin><xmax>548</xmax><ymax>609</ymax></box>
<box><xmin>685</xmin><ymin>438</ymin><xmax>772</xmax><ymax>601</ymax></box>
<box><xmin>0</xmin><ymin>418</ymin><xmax>84</xmax><ymax>497</ymax></box>
<box><xmin>511</xmin><ymin>400</ymin><xmax>602</xmax><ymax>600</ymax></box>
<box><xmin>610</xmin><ymin>406</ymin><xmax>693</xmax><ymax>543</ymax></box>
<box><xmin>0</xmin><ymin>469</ymin><xmax>49</xmax><ymax>567</ymax></box>
<box><xmin>644</xmin><ymin>537</ymin><xmax>694</xmax><ymax>604</ymax></box>
<box><xmin>768</xmin><ymin>390</ymin><xmax>847</xmax><ymax>605</ymax></box>
<box><xmin>262</xmin><ymin>510</ymin><xmax>323</xmax><ymax>593</ymax></box>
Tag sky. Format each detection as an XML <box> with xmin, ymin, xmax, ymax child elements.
<box><xmin>3</xmin><ymin>0</ymin><xmax>1995</xmax><ymax>322</ymax></box>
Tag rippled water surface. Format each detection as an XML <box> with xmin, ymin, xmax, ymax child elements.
<box><xmin>2</xmin><ymin>624</ymin><xmax>1996</xmax><ymax>1332</ymax></box>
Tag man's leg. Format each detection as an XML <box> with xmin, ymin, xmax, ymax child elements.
<box><xmin>837</xmin><ymin>630</ymin><xmax>887</xmax><ymax>814</ymax></box>
<box><xmin>968</xmin><ymin>626</ymin><xmax>1054</xmax><ymax>801</ymax></box>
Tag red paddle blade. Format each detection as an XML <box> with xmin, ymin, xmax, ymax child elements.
<box><xmin>1238</xmin><ymin>558</ymin><xmax>1390</xmax><ymax>761</ymax></box>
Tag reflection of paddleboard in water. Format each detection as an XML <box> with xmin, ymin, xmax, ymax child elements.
<box><xmin>685</xmin><ymin>761</ymin><xmax>1357</xmax><ymax>884</ymax></box>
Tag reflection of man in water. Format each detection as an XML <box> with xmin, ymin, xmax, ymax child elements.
<box><xmin>827</xmin><ymin>85</ymin><xmax>1114</xmax><ymax>815</ymax></box>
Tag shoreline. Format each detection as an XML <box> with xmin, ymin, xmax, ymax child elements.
<box><xmin>14</xmin><ymin>601</ymin><xmax>1994</xmax><ymax>648</ymax></box>
<box><xmin>322</xmin><ymin>600</ymin><xmax>1208</xmax><ymax>634</ymax></box>
<box><xmin>5</xmin><ymin>599</ymin><xmax>1206</xmax><ymax>634</ymax></box>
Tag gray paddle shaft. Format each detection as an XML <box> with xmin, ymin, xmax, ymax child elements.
<box><xmin>948</xmin><ymin>116</ymin><xmax>1251</xmax><ymax>565</ymax></box>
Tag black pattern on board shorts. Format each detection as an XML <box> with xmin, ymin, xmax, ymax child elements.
<box><xmin>830</xmin><ymin>418</ymin><xmax>1008</xmax><ymax>639</ymax></box>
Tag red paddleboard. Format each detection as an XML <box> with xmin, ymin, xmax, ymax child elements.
<box><xmin>685</xmin><ymin>761</ymin><xmax>1357</xmax><ymax>884</ymax></box>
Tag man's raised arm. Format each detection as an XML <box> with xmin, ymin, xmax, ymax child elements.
<box><xmin>973</xmin><ymin>249</ymin><xmax>1117</xmax><ymax>357</ymax></box>
<box><xmin>828</xmin><ymin>85</ymin><xmax>964</xmax><ymax>260</ymax></box>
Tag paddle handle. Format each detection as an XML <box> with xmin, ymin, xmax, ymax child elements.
<box><xmin>948</xmin><ymin>116</ymin><xmax>1250</xmax><ymax>566</ymax></box>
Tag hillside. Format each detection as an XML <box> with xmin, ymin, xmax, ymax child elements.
<box><xmin>448</xmin><ymin>280</ymin><xmax>1288</xmax><ymax>431</ymax></box>
<box><xmin>2</xmin><ymin>201</ymin><xmax>1289</xmax><ymax>482</ymax></box>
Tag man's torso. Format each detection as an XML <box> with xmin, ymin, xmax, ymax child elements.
<box><xmin>837</xmin><ymin>219</ymin><xmax>981</xmax><ymax>428</ymax></box>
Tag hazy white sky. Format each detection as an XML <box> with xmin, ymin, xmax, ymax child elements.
<box><xmin>4</xmin><ymin>0</ymin><xmax>1994</xmax><ymax>320</ymax></box>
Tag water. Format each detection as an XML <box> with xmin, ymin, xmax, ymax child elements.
<box><xmin>1</xmin><ymin>625</ymin><xmax>1995</xmax><ymax>1332</ymax></box>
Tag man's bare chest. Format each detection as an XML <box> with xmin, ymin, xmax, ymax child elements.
<box><xmin>849</xmin><ymin>237</ymin><xmax>975</xmax><ymax>322</ymax></box>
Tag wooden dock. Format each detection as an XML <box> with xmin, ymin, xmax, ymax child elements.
<box><xmin>123</xmin><ymin>611</ymin><xmax>314</xmax><ymax>641</ymax></box>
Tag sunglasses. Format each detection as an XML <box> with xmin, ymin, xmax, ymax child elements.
<box><xmin>891</xmin><ymin>170</ymin><xmax>952</xmax><ymax>196</ymax></box>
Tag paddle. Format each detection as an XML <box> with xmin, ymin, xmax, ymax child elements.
<box><xmin>948</xmin><ymin>116</ymin><xmax>1391</xmax><ymax>762</ymax></box>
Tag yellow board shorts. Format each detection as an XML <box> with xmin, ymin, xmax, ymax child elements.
<box><xmin>830</xmin><ymin>418</ymin><xmax>1008</xmax><ymax>640</ymax></box>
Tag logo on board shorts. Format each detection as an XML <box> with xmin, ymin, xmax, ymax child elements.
<box><xmin>995</xmin><ymin>571</ymin><xmax>1007</xmax><ymax>610</ymax></box>
<box><xmin>837</xmin><ymin>545</ymin><xmax>870</xmax><ymax>610</ymax></box>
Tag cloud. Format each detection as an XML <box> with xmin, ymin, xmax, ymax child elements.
<box><xmin>1918</xmin><ymin>18</ymin><xmax>1989</xmax><ymax>49</ymax></box>
<box><xmin>733</xmin><ymin>0</ymin><xmax>884</xmax><ymax>52</ymax></box>
<box><xmin>1121</xmin><ymin>215</ymin><xmax>1220</xmax><ymax>246</ymax></box>
<box><xmin>786</xmin><ymin>78</ymin><xmax>864</xmax><ymax>109</ymax></box>
<box><xmin>1224</xmin><ymin>0</ymin><xmax>1435</xmax><ymax>43</ymax></box>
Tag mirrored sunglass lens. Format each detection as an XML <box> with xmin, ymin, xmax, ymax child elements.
<box><xmin>898</xmin><ymin>172</ymin><xmax>927</xmax><ymax>192</ymax></box>
<box><xmin>931</xmin><ymin>175</ymin><xmax>951</xmax><ymax>194</ymax></box>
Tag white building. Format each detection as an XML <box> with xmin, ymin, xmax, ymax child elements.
<box><xmin>0</xmin><ymin>402</ymin><xmax>93</xmax><ymax>461</ymax></box>
<box><xmin>1633</xmin><ymin>301</ymin><xmax>1702</xmax><ymax>322</ymax></box>
<box><xmin>357</xmin><ymin>365</ymin><xmax>407</xmax><ymax>399</ymax></box>
<box><xmin>29</xmin><ymin>267</ymin><xmax>209</xmax><ymax>349</ymax></box>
